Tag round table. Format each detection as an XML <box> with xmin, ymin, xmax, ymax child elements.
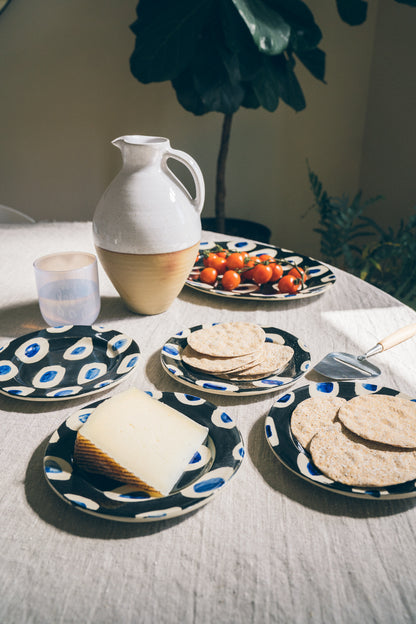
<box><xmin>0</xmin><ymin>221</ymin><xmax>415</xmax><ymax>624</ymax></box>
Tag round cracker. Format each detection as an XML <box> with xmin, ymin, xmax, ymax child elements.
<box><xmin>291</xmin><ymin>396</ymin><xmax>346</xmax><ymax>449</ymax></box>
<box><xmin>181</xmin><ymin>344</ymin><xmax>260</xmax><ymax>374</ymax></box>
<box><xmin>187</xmin><ymin>323</ymin><xmax>265</xmax><ymax>357</ymax></box>
<box><xmin>310</xmin><ymin>422</ymin><xmax>416</xmax><ymax>487</ymax></box>
<box><xmin>219</xmin><ymin>344</ymin><xmax>294</xmax><ymax>381</ymax></box>
<box><xmin>338</xmin><ymin>394</ymin><xmax>416</xmax><ymax>448</ymax></box>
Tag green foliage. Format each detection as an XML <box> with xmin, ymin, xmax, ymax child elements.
<box><xmin>130</xmin><ymin>0</ymin><xmax>414</xmax><ymax>117</ymax></box>
<box><xmin>130</xmin><ymin>0</ymin><xmax>326</xmax><ymax>117</ymax></box>
<box><xmin>308</xmin><ymin>167</ymin><xmax>416</xmax><ymax>308</ymax></box>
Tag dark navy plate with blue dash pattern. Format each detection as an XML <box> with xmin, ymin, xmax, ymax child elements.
<box><xmin>186</xmin><ymin>239</ymin><xmax>336</xmax><ymax>301</ymax></box>
<box><xmin>44</xmin><ymin>391</ymin><xmax>245</xmax><ymax>522</ymax></box>
<box><xmin>265</xmin><ymin>381</ymin><xmax>416</xmax><ymax>500</ymax></box>
<box><xmin>161</xmin><ymin>324</ymin><xmax>311</xmax><ymax>397</ymax></box>
<box><xmin>0</xmin><ymin>325</ymin><xmax>140</xmax><ymax>401</ymax></box>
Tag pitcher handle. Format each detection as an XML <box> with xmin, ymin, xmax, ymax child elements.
<box><xmin>162</xmin><ymin>148</ymin><xmax>205</xmax><ymax>215</ymax></box>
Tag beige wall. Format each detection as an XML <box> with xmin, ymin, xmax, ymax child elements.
<box><xmin>0</xmin><ymin>0</ymin><xmax>413</xmax><ymax>259</ymax></box>
<box><xmin>360</xmin><ymin>1</ymin><xmax>416</xmax><ymax>230</ymax></box>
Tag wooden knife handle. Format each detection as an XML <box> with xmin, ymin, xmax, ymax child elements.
<box><xmin>378</xmin><ymin>322</ymin><xmax>416</xmax><ymax>352</ymax></box>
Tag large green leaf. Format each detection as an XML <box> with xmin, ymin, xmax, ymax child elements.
<box><xmin>335</xmin><ymin>0</ymin><xmax>367</xmax><ymax>25</ymax></box>
<box><xmin>296</xmin><ymin>47</ymin><xmax>326</xmax><ymax>82</ymax></box>
<box><xmin>272</xmin><ymin>54</ymin><xmax>306</xmax><ymax>111</ymax></box>
<box><xmin>192</xmin><ymin>29</ymin><xmax>245</xmax><ymax>114</ymax></box>
<box><xmin>220</xmin><ymin>1</ymin><xmax>263</xmax><ymax>80</ymax></box>
<box><xmin>230</xmin><ymin>0</ymin><xmax>291</xmax><ymax>55</ymax></box>
<box><xmin>130</xmin><ymin>0</ymin><xmax>213</xmax><ymax>83</ymax></box>
<box><xmin>252</xmin><ymin>57</ymin><xmax>281</xmax><ymax>111</ymax></box>
<box><xmin>172</xmin><ymin>70</ymin><xmax>210</xmax><ymax>116</ymax></box>
<box><xmin>267</xmin><ymin>0</ymin><xmax>322</xmax><ymax>48</ymax></box>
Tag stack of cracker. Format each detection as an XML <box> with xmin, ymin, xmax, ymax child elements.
<box><xmin>183</xmin><ymin>322</ymin><xmax>294</xmax><ymax>382</ymax></box>
<box><xmin>291</xmin><ymin>394</ymin><xmax>416</xmax><ymax>487</ymax></box>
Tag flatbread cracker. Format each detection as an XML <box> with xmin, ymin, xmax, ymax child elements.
<box><xmin>291</xmin><ymin>396</ymin><xmax>346</xmax><ymax>449</ymax></box>
<box><xmin>219</xmin><ymin>344</ymin><xmax>294</xmax><ymax>380</ymax></box>
<box><xmin>187</xmin><ymin>322</ymin><xmax>265</xmax><ymax>357</ymax></box>
<box><xmin>181</xmin><ymin>344</ymin><xmax>260</xmax><ymax>374</ymax></box>
<box><xmin>338</xmin><ymin>394</ymin><xmax>416</xmax><ymax>449</ymax></box>
<box><xmin>310</xmin><ymin>422</ymin><xmax>416</xmax><ymax>487</ymax></box>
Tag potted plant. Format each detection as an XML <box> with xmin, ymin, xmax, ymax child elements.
<box><xmin>129</xmin><ymin>0</ymin><xmax>414</xmax><ymax>241</ymax></box>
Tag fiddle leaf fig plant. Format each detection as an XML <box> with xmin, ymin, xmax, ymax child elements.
<box><xmin>129</xmin><ymin>0</ymin><xmax>415</xmax><ymax>234</ymax></box>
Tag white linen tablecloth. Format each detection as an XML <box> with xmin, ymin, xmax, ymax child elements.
<box><xmin>1</xmin><ymin>222</ymin><xmax>416</xmax><ymax>624</ymax></box>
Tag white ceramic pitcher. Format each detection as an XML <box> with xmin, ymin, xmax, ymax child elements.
<box><xmin>93</xmin><ymin>135</ymin><xmax>205</xmax><ymax>315</ymax></box>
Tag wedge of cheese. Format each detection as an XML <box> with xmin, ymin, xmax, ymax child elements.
<box><xmin>73</xmin><ymin>387</ymin><xmax>208</xmax><ymax>497</ymax></box>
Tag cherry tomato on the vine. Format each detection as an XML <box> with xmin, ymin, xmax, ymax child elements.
<box><xmin>203</xmin><ymin>253</ymin><xmax>218</xmax><ymax>268</ymax></box>
<box><xmin>216</xmin><ymin>251</ymin><xmax>228</xmax><ymax>258</ymax></box>
<box><xmin>278</xmin><ymin>275</ymin><xmax>301</xmax><ymax>294</ymax></box>
<box><xmin>241</xmin><ymin>258</ymin><xmax>258</xmax><ymax>281</ymax></box>
<box><xmin>226</xmin><ymin>252</ymin><xmax>245</xmax><ymax>270</ymax></box>
<box><xmin>258</xmin><ymin>254</ymin><xmax>273</xmax><ymax>263</ymax></box>
<box><xmin>199</xmin><ymin>267</ymin><xmax>218</xmax><ymax>285</ymax></box>
<box><xmin>210</xmin><ymin>256</ymin><xmax>227</xmax><ymax>274</ymax></box>
<box><xmin>269</xmin><ymin>263</ymin><xmax>284</xmax><ymax>282</ymax></box>
<box><xmin>288</xmin><ymin>266</ymin><xmax>308</xmax><ymax>281</ymax></box>
<box><xmin>221</xmin><ymin>270</ymin><xmax>241</xmax><ymax>291</ymax></box>
<box><xmin>252</xmin><ymin>263</ymin><xmax>273</xmax><ymax>285</ymax></box>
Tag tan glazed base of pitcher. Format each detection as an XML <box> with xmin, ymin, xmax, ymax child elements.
<box><xmin>96</xmin><ymin>242</ymin><xmax>199</xmax><ymax>315</ymax></box>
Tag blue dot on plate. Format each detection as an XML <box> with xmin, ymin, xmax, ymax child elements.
<box><xmin>202</xmin><ymin>382</ymin><xmax>227</xmax><ymax>391</ymax></box>
<box><xmin>220</xmin><ymin>412</ymin><xmax>232</xmax><ymax>423</ymax></box>
<box><xmin>185</xmin><ymin>394</ymin><xmax>200</xmax><ymax>402</ymax></box>
<box><xmin>25</xmin><ymin>343</ymin><xmax>40</xmax><ymax>358</ymax></box>
<box><xmin>307</xmin><ymin>460</ymin><xmax>322</xmax><ymax>476</ymax></box>
<box><xmin>44</xmin><ymin>460</ymin><xmax>62</xmax><ymax>474</ymax></box>
<box><xmin>71</xmin><ymin>346</ymin><xmax>86</xmax><ymax>355</ymax></box>
<box><xmin>239</xmin><ymin>447</ymin><xmax>245</xmax><ymax>458</ymax></box>
<box><xmin>0</xmin><ymin>364</ymin><xmax>11</xmax><ymax>375</ymax></box>
<box><xmin>54</xmin><ymin>389</ymin><xmax>74</xmax><ymax>397</ymax></box>
<box><xmin>265</xmin><ymin>424</ymin><xmax>272</xmax><ymax>438</ymax></box>
<box><xmin>85</xmin><ymin>367</ymin><xmax>100</xmax><ymax>380</ymax></box>
<box><xmin>316</xmin><ymin>382</ymin><xmax>334</xmax><ymax>393</ymax></box>
<box><xmin>7</xmin><ymin>389</ymin><xmax>22</xmax><ymax>395</ymax></box>
<box><xmin>190</xmin><ymin>451</ymin><xmax>201</xmax><ymax>464</ymax></box>
<box><xmin>363</xmin><ymin>383</ymin><xmax>378</xmax><ymax>391</ymax></box>
<box><xmin>276</xmin><ymin>393</ymin><xmax>292</xmax><ymax>403</ymax></box>
<box><xmin>79</xmin><ymin>412</ymin><xmax>91</xmax><ymax>423</ymax></box>
<box><xmin>260</xmin><ymin>379</ymin><xmax>284</xmax><ymax>386</ymax></box>
<box><xmin>163</xmin><ymin>345</ymin><xmax>179</xmax><ymax>357</ymax></box>
<box><xmin>40</xmin><ymin>370</ymin><xmax>57</xmax><ymax>383</ymax></box>
<box><xmin>194</xmin><ymin>477</ymin><xmax>225</xmax><ymax>493</ymax></box>
<box><xmin>127</xmin><ymin>356</ymin><xmax>138</xmax><ymax>368</ymax></box>
<box><xmin>112</xmin><ymin>339</ymin><xmax>126</xmax><ymax>351</ymax></box>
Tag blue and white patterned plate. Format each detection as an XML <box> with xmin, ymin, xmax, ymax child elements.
<box><xmin>0</xmin><ymin>326</ymin><xmax>140</xmax><ymax>401</ymax></box>
<box><xmin>161</xmin><ymin>324</ymin><xmax>311</xmax><ymax>397</ymax></box>
<box><xmin>44</xmin><ymin>391</ymin><xmax>244</xmax><ymax>522</ymax></box>
<box><xmin>186</xmin><ymin>239</ymin><xmax>336</xmax><ymax>301</ymax></box>
<box><xmin>265</xmin><ymin>381</ymin><xmax>416</xmax><ymax>500</ymax></box>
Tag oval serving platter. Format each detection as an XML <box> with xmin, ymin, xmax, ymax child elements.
<box><xmin>44</xmin><ymin>391</ymin><xmax>245</xmax><ymax>522</ymax></box>
<box><xmin>186</xmin><ymin>239</ymin><xmax>336</xmax><ymax>301</ymax></box>
<box><xmin>0</xmin><ymin>325</ymin><xmax>140</xmax><ymax>401</ymax></box>
<box><xmin>265</xmin><ymin>381</ymin><xmax>416</xmax><ymax>500</ymax></box>
<box><xmin>161</xmin><ymin>324</ymin><xmax>311</xmax><ymax>397</ymax></box>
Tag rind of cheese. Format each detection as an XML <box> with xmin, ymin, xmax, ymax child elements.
<box><xmin>73</xmin><ymin>388</ymin><xmax>209</xmax><ymax>497</ymax></box>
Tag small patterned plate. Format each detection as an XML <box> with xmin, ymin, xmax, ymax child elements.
<box><xmin>265</xmin><ymin>381</ymin><xmax>416</xmax><ymax>500</ymax></box>
<box><xmin>44</xmin><ymin>391</ymin><xmax>245</xmax><ymax>522</ymax></box>
<box><xmin>0</xmin><ymin>325</ymin><xmax>140</xmax><ymax>401</ymax></box>
<box><xmin>186</xmin><ymin>239</ymin><xmax>336</xmax><ymax>301</ymax></box>
<box><xmin>161</xmin><ymin>324</ymin><xmax>311</xmax><ymax>397</ymax></box>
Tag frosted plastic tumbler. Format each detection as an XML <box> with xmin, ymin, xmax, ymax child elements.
<box><xmin>34</xmin><ymin>252</ymin><xmax>100</xmax><ymax>326</ymax></box>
